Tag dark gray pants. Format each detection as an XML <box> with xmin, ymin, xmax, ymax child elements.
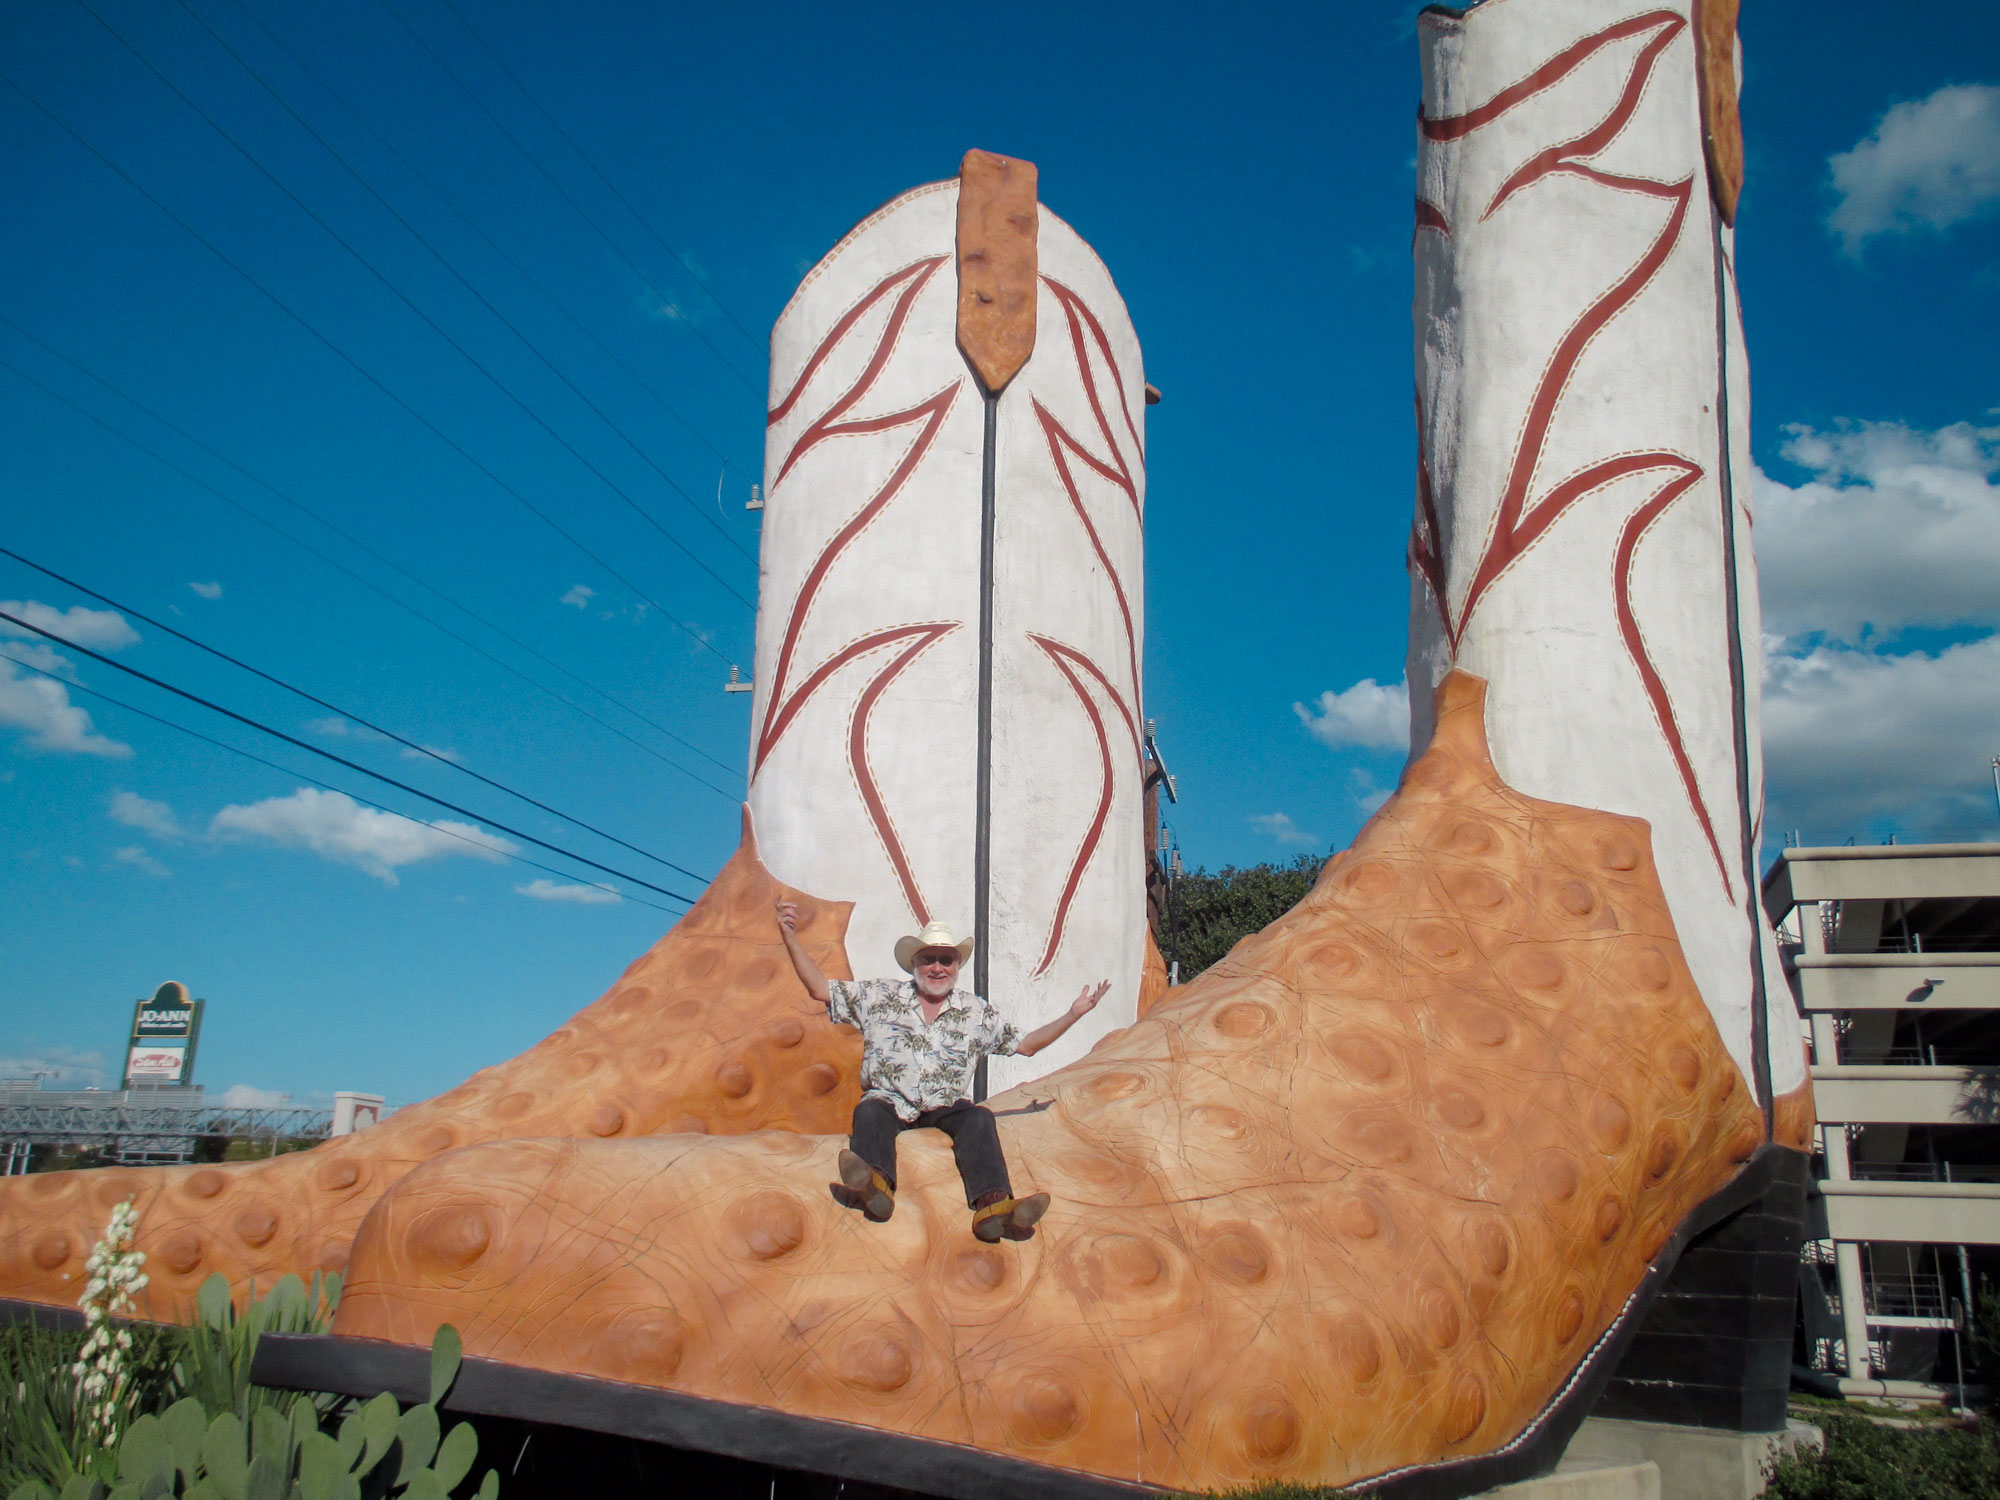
<box><xmin>850</xmin><ymin>1097</ymin><xmax>1012</xmax><ymax>1207</ymax></box>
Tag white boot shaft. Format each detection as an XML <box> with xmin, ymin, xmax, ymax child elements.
<box><xmin>750</xmin><ymin>161</ymin><xmax>1149</xmax><ymax>1089</ymax></box>
<box><xmin>1408</xmin><ymin>1</ymin><xmax>1802</xmax><ymax>1100</ymax></box>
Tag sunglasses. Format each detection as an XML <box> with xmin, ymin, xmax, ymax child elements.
<box><xmin>915</xmin><ymin>951</ymin><xmax>961</xmax><ymax>968</ymax></box>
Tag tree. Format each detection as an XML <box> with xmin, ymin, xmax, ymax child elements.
<box><xmin>1170</xmin><ymin>853</ymin><xmax>1326</xmax><ymax>981</ymax></box>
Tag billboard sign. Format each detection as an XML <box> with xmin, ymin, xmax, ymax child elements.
<box><xmin>123</xmin><ymin>982</ymin><xmax>204</xmax><ymax>1088</ymax></box>
<box><xmin>126</xmin><ymin>1046</ymin><xmax>189</xmax><ymax>1080</ymax></box>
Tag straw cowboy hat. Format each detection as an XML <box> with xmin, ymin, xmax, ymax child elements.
<box><xmin>894</xmin><ymin>920</ymin><xmax>975</xmax><ymax>974</ymax></box>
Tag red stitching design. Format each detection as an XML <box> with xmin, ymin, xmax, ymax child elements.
<box><xmin>847</xmin><ymin>623</ymin><xmax>959</xmax><ymax>924</ymax></box>
<box><xmin>1026</xmin><ymin>634</ymin><xmax>1123</xmax><ymax>977</ymax></box>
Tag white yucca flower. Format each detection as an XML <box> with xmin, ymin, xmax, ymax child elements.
<box><xmin>72</xmin><ymin>1197</ymin><xmax>145</xmax><ymax>1450</ymax></box>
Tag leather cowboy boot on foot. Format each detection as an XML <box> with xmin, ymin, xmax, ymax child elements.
<box><xmin>837</xmin><ymin>1148</ymin><xmax>896</xmax><ymax>1223</ymax></box>
<box><xmin>971</xmin><ymin>1191</ymin><xmax>1051</xmax><ymax>1244</ymax></box>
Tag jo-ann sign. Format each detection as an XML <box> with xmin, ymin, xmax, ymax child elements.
<box><xmin>123</xmin><ymin>981</ymin><xmax>204</xmax><ymax>1087</ymax></box>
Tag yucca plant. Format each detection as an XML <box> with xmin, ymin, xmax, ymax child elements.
<box><xmin>0</xmin><ymin>1315</ymin><xmax>179</xmax><ymax>1494</ymax></box>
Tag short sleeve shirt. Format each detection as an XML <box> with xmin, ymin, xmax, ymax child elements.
<box><xmin>826</xmin><ymin>978</ymin><xmax>1022</xmax><ymax>1122</ymax></box>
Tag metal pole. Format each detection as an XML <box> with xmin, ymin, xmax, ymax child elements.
<box><xmin>972</xmin><ymin>391</ymin><xmax>999</xmax><ymax>1102</ymax></box>
<box><xmin>1710</xmin><ymin>204</ymin><xmax>1773</xmax><ymax>1134</ymax></box>
<box><xmin>1960</xmin><ymin>1243</ymin><xmax>1977</xmax><ymax>1339</ymax></box>
<box><xmin>1990</xmin><ymin>757</ymin><xmax>1999</xmax><ymax>823</ymax></box>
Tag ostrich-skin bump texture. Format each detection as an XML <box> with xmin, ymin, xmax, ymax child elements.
<box><xmin>0</xmin><ymin>809</ymin><xmax>859</xmax><ymax>1317</ymax></box>
<box><xmin>330</xmin><ymin>672</ymin><xmax>1769</xmax><ymax>1494</ymax></box>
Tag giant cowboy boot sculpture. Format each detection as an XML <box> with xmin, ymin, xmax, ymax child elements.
<box><xmin>315</xmin><ymin>7</ymin><xmax>1811</xmax><ymax>1494</ymax></box>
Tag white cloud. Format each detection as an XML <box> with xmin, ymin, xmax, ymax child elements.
<box><xmin>215</xmin><ymin>1083</ymin><xmax>289</xmax><ymax>1108</ymax></box>
<box><xmin>516</xmin><ymin>878</ymin><xmax>621</xmax><ymax>905</ymax></box>
<box><xmin>208</xmin><ymin>788</ymin><xmax>516</xmax><ymax>885</ymax></box>
<box><xmin>1763</xmin><ymin>632</ymin><xmax>2000</xmax><ymax>842</ymax></box>
<box><xmin>1247</xmin><ymin>812</ymin><xmax>1321</xmax><ymax>847</ymax></box>
<box><xmin>0</xmin><ymin>1045</ymin><xmax>108</xmax><ymax>1089</ymax></box>
<box><xmin>0</xmin><ymin>659</ymin><xmax>131</xmax><ymax>757</ymax></box>
<box><xmin>188</xmin><ymin>581</ymin><xmax>223</xmax><ymax>601</ymax></box>
<box><xmin>560</xmin><ymin>585</ymin><xmax>596</xmax><ymax>609</ymax></box>
<box><xmin>305</xmin><ymin>716</ymin><xmax>387</xmax><ymax>743</ymax></box>
<box><xmin>1295</xmin><ymin>676</ymin><xmax>1411</xmax><ymax>750</ymax></box>
<box><xmin>1348</xmin><ymin>767</ymin><xmax>1393</xmax><ymax>816</ymax></box>
<box><xmin>112</xmin><ymin>845</ymin><xmax>170</xmax><ymax>878</ymax></box>
<box><xmin>1756</xmin><ymin>420</ymin><xmax>2000</xmax><ymax>643</ymax></box>
<box><xmin>3</xmin><ymin>642</ymin><xmax>75</xmax><ymax>678</ymax></box>
<box><xmin>0</xmin><ymin>600</ymin><xmax>139</xmax><ymax>651</ymax></box>
<box><xmin>110</xmin><ymin>790</ymin><xmax>185</xmax><ymax>841</ymax></box>
<box><xmin>1829</xmin><ymin>83</ymin><xmax>2000</xmax><ymax>253</ymax></box>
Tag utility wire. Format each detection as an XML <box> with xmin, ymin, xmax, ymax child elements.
<box><xmin>174</xmin><ymin>0</ymin><xmax>756</xmax><ymax>565</ymax></box>
<box><xmin>0</xmin><ymin>70</ymin><xmax>731</xmax><ymax>664</ymax></box>
<box><xmin>0</xmin><ymin>337</ymin><xmax>740</xmax><ymax>791</ymax></box>
<box><xmin>70</xmin><ymin>0</ymin><xmax>755</xmax><ymax>609</ymax></box>
<box><xmin>0</xmin><ymin>608</ymin><xmax>704</xmax><ymax>904</ymax></box>
<box><xmin>225</xmin><ymin>0</ymin><xmax>761</xmax><ymax>484</ymax></box>
<box><xmin>0</xmin><ymin>647</ymin><xmax>684</xmax><ymax>913</ymax></box>
<box><xmin>0</xmin><ymin>543</ymin><xmax>708</xmax><ymax>881</ymax></box>
<box><xmin>373</xmin><ymin>0</ymin><xmax>763</xmax><ymax>397</ymax></box>
<box><xmin>433</xmin><ymin>0</ymin><xmax>766</xmax><ymax>357</ymax></box>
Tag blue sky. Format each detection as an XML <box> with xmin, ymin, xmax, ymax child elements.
<box><xmin>2</xmin><ymin>1</ymin><xmax>1996</xmax><ymax>1106</ymax></box>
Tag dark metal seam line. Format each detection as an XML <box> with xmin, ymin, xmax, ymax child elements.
<box><xmin>973</xmin><ymin>390</ymin><xmax>999</xmax><ymax>1102</ymax></box>
<box><xmin>1710</xmin><ymin>201</ymin><xmax>1774</xmax><ymax>1134</ymax></box>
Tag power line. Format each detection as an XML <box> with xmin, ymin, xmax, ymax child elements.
<box><xmin>0</xmin><ymin>335</ymin><xmax>740</xmax><ymax>791</ymax></box>
<box><xmin>173</xmin><ymin>0</ymin><xmax>757</xmax><ymax>566</ymax></box>
<box><xmin>0</xmin><ymin>647</ymin><xmax>685</xmax><ymax>913</ymax></box>
<box><xmin>433</xmin><ymin>0</ymin><xmax>766</xmax><ymax>357</ymax></box>
<box><xmin>0</xmin><ymin>544</ymin><xmax>708</xmax><ymax>881</ymax></box>
<box><xmin>0</xmin><ymin>608</ymin><xmax>704</xmax><ymax>904</ymax></box>
<box><xmin>372</xmin><ymin>0</ymin><xmax>764</xmax><ymax>396</ymax></box>
<box><xmin>224</xmin><ymin>0</ymin><xmax>762</xmax><ymax>484</ymax></box>
<box><xmin>69</xmin><ymin>0</ymin><xmax>755</xmax><ymax>611</ymax></box>
<box><xmin>0</xmin><ymin>74</ymin><xmax>733</xmax><ymax>669</ymax></box>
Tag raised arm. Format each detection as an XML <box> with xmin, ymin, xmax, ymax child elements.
<box><xmin>1014</xmin><ymin>981</ymin><xmax>1111</xmax><ymax>1057</ymax></box>
<box><xmin>775</xmin><ymin>901</ymin><xmax>831</xmax><ymax>1005</ymax></box>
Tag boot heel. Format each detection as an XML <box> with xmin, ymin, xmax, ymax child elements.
<box><xmin>1594</xmin><ymin>1148</ymin><xmax>1811</xmax><ymax>1431</ymax></box>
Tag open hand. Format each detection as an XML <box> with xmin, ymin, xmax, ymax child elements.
<box><xmin>775</xmin><ymin>900</ymin><xmax>800</xmax><ymax>936</ymax></box>
<box><xmin>1070</xmin><ymin>980</ymin><xmax>1111</xmax><ymax>1019</ymax></box>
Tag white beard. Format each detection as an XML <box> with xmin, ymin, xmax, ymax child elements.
<box><xmin>916</xmin><ymin>972</ymin><xmax>955</xmax><ymax>1002</ymax></box>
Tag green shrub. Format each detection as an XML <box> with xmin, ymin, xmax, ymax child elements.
<box><xmin>1765</xmin><ymin>1407</ymin><xmax>2000</xmax><ymax>1500</ymax></box>
<box><xmin>5</xmin><ymin>1321</ymin><xmax>492</xmax><ymax>1500</ymax></box>
<box><xmin>1171</xmin><ymin>854</ymin><xmax>1325</xmax><ymax>980</ymax></box>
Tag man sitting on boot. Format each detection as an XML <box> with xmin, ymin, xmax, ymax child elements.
<box><xmin>776</xmin><ymin>903</ymin><xmax>1108</xmax><ymax>1243</ymax></box>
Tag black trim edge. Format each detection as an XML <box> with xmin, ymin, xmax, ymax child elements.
<box><xmin>0</xmin><ymin>1297</ymin><xmax>86</xmax><ymax>1332</ymax></box>
<box><xmin>252</xmin><ymin>1334</ymin><xmax>1161</xmax><ymax>1500</ymax></box>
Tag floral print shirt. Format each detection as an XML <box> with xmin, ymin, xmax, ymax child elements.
<box><xmin>826</xmin><ymin>978</ymin><xmax>1022</xmax><ymax>1122</ymax></box>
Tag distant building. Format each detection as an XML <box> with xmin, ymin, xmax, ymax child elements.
<box><xmin>1767</xmin><ymin>841</ymin><xmax>2000</xmax><ymax>1398</ymax></box>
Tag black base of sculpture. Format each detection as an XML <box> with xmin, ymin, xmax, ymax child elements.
<box><xmin>1593</xmin><ymin>1147</ymin><xmax>1809</xmax><ymax>1432</ymax></box>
